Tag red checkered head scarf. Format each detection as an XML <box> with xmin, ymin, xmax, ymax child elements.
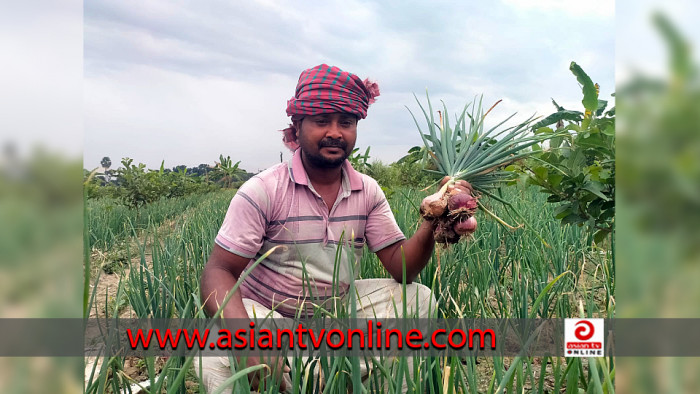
<box><xmin>281</xmin><ymin>64</ymin><xmax>380</xmax><ymax>151</ymax></box>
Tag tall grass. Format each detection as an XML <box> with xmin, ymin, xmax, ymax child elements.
<box><xmin>85</xmin><ymin>185</ymin><xmax>614</xmax><ymax>393</ymax></box>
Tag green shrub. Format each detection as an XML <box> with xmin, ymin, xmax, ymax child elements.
<box><xmin>511</xmin><ymin>62</ymin><xmax>615</xmax><ymax>244</ymax></box>
<box><xmin>85</xmin><ymin>158</ymin><xmax>223</xmax><ymax>208</ymax></box>
<box><xmin>115</xmin><ymin>158</ymin><xmax>169</xmax><ymax>208</ymax></box>
<box><xmin>364</xmin><ymin>160</ymin><xmax>434</xmax><ymax>190</ymax></box>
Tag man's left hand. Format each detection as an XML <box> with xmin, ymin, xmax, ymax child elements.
<box><xmin>438</xmin><ymin>176</ymin><xmax>477</xmax><ymax>236</ymax></box>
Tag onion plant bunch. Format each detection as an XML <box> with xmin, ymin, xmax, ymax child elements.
<box><xmin>408</xmin><ymin>92</ymin><xmax>556</xmax><ymax>244</ymax></box>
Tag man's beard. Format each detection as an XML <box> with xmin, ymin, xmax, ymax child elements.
<box><xmin>303</xmin><ymin>139</ymin><xmax>349</xmax><ymax>168</ymax></box>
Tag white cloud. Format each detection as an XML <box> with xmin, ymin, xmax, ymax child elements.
<box><xmin>84</xmin><ymin>1</ymin><xmax>614</xmax><ymax>170</ymax></box>
<box><xmin>502</xmin><ymin>0</ymin><xmax>614</xmax><ymax>19</ymax></box>
<box><xmin>84</xmin><ymin>64</ymin><xmax>297</xmax><ymax>171</ymax></box>
<box><xmin>1</xmin><ymin>0</ymin><xmax>83</xmax><ymax>157</ymax></box>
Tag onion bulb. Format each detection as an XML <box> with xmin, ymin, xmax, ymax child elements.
<box><xmin>454</xmin><ymin>216</ymin><xmax>478</xmax><ymax>235</ymax></box>
<box><xmin>447</xmin><ymin>190</ymin><xmax>478</xmax><ymax>214</ymax></box>
<box><xmin>419</xmin><ymin>191</ymin><xmax>447</xmax><ymax>219</ymax></box>
<box><xmin>420</xmin><ymin>181</ymin><xmax>480</xmax><ymax>245</ymax></box>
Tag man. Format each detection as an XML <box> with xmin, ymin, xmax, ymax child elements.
<box><xmin>196</xmin><ymin>64</ymin><xmax>474</xmax><ymax>392</ymax></box>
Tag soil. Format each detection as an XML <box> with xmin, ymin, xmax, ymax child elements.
<box><xmin>86</xmin><ymin>223</ymin><xmax>165</xmax><ymax>389</ymax></box>
<box><xmin>87</xmin><ymin>249</ymin><xmax>141</xmax><ymax>319</ymax></box>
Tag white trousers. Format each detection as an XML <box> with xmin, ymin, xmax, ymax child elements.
<box><xmin>194</xmin><ymin>278</ymin><xmax>437</xmax><ymax>393</ymax></box>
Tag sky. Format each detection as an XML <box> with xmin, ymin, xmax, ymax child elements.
<box><xmin>1</xmin><ymin>1</ymin><xmax>83</xmax><ymax>160</ymax></box>
<box><xmin>616</xmin><ymin>0</ymin><xmax>699</xmax><ymax>83</ymax></box>
<box><xmin>83</xmin><ymin>0</ymin><xmax>615</xmax><ymax>173</ymax></box>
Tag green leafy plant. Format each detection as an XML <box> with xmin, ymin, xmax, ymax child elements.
<box><xmin>212</xmin><ymin>154</ymin><xmax>245</xmax><ymax>188</ymax></box>
<box><xmin>511</xmin><ymin>62</ymin><xmax>615</xmax><ymax>244</ymax></box>
<box><xmin>397</xmin><ymin>145</ymin><xmax>429</xmax><ymax>166</ymax></box>
<box><xmin>348</xmin><ymin>146</ymin><xmax>372</xmax><ymax>173</ymax></box>
<box><xmin>116</xmin><ymin>158</ymin><xmax>168</xmax><ymax>208</ymax></box>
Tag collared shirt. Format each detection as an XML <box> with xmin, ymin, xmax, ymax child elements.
<box><xmin>215</xmin><ymin>149</ymin><xmax>405</xmax><ymax>317</ymax></box>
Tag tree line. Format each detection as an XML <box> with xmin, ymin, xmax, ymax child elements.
<box><xmin>85</xmin><ymin>155</ymin><xmax>254</xmax><ymax>208</ymax></box>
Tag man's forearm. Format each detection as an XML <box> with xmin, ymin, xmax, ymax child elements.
<box><xmin>384</xmin><ymin>220</ymin><xmax>436</xmax><ymax>283</ymax></box>
<box><xmin>200</xmin><ymin>265</ymin><xmax>250</xmax><ymax>320</ymax></box>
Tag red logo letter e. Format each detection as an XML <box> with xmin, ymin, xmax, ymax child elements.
<box><xmin>574</xmin><ymin>320</ymin><xmax>594</xmax><ymax>340</ymax></box>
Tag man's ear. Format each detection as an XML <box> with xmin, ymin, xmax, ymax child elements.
<box><xmin>293</xmin><ymin>119</ymin><xmax>302</xmax><ymax>138</ymax></box>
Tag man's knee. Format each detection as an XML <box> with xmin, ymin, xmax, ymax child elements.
<box><xmin>354</xmin><ymin>278</ymin><xmax>438</xmax><ymax>318</ymax></box>
<box><xmin>193</xmin><ymin>356</ymin><xmax>233</xmax><ymax>393</ymax></box>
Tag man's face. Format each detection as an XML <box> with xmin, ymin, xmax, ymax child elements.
<box><xmin>296</xmin><ymin>112</ymin><xmax>357</xmax><ymax>169</ymax></box>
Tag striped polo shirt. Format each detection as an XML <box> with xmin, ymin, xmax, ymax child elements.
<box><xmin>215</xmin><ymin>149</ymin><xmax>406</xmax><ymax>317</ymax></box>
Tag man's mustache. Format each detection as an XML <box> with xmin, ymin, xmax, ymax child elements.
<box><xmin>319</xmin><ymin>139</ymin><xmax>347</xmax><ymax>149</ymax></box>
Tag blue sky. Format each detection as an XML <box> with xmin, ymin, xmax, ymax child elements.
<box><xmin>83</xmin><ymin>0</ymin><xmax>615</xmax><ymax>172</ymax></box>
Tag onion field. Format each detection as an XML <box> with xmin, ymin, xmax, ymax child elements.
<box><xmin>85</xmin><ymin>183</ymin><xmax>614</xmax><ymax>393</ymax></box>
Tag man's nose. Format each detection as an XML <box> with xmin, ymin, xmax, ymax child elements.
<box><xmin>325</xmin><ymin>121</ymin><xmax>343</xmax><ymax>139</ymax></box>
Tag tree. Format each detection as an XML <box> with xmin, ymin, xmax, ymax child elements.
<box><xmin>100</xmin><ymin>156</ymin><xmax>112</xmax><ymax>183</ymax></box>
<box><xmin>116</xmin><ymin>158</ymin><xmax>167</xmax><ymax>208</ymax></box>
<box><xmin>101</xmin><ymin>157</ymin><xmax>111</xmax><ymax>170</ymax></box>
<box><xmin>214</xmin><ymin>154</ymin><xmax>245</xmax><ymax>188</ymax></box>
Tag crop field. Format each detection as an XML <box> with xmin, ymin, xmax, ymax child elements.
<box><xmin>84</xmin><ymin>183</ymin><xmax>614</xmax><ymax>393</ymax></box>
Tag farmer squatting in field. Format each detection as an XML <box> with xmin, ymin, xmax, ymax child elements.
<box><xmin>196</xmin><ymin>64</ymin><xmax>475</xmax><ymax>392</ymax></box>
